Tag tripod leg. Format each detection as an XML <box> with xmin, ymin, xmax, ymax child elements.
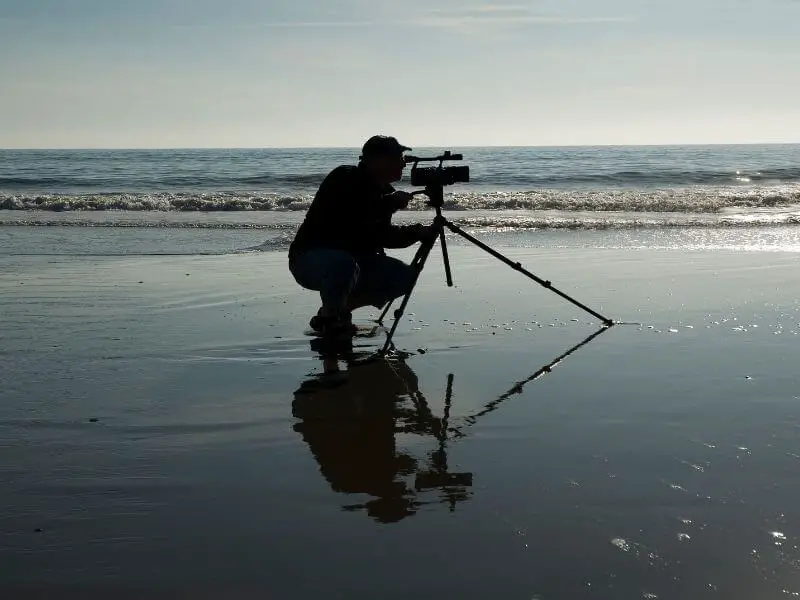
<box><xmin>443</xmin><ymin>220</ymin><xmax>613</xmax><ymax>326</ymax></box>
<box><xmin>379</xmin><ymin>235</ymin><xmax>438</xmax><ymax>355</ymax></box>
<box><xmin>434</xmin><ymin>211</ymin><xmax>454</xmax><ymax>287</ymax></box>
<box><xmin>377</xmin><ymin>301</ymin><xmax>393</xmax><ymax>324</ymax></box>
<box><xmin>438</xmin><ymin>227</ymin><xmax>454</xmax><ymax>287</ymax></box>
<box><xmin>376</xmin><ymin>242</ymin><xmax>429</xmax><ymax>324</ymax></box>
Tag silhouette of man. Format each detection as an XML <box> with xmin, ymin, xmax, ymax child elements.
<box><xmin>288</xmin><ymin>135</ymin><xmax>435</xmax><ymax>337</ymax></box>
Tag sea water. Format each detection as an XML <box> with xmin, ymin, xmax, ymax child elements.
<box><xmin>1</xmin><ymin>145</ymin><xmax>799</xmax><ymax>256</ymax></box>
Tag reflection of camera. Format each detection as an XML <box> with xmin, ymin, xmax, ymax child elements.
<box><xmin>407</xmin><ymin>151</ymin><xmax>470</xmax><ymax>188</ymax></box>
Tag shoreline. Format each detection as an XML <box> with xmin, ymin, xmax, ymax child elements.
<box><xmin>2</xmin><ymin>216</ymin><xmax>800</xmax><ymax>258</ymax></box>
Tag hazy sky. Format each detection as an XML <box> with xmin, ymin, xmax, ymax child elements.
<box><xmin>1</xmin><ymin>0</ymin><xmax>799</xmax><ymax>148</ymax></box>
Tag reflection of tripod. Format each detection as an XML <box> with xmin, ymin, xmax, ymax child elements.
<box><xmin>456</xmin><ymin>325</ymin><xmax>610</xmax><ymax>430</ymax></box>
<box><xmin>377</xmin><ymin>182</ymin><xmax>614</xmax><ymax>355</ymax></box>
<box><xmin>413</xmin><ymin>325</ymin><xmax>611</xmax><ymax>484</ymax></box>
<box><xmin>397</xmin><ymin>325</ymin><xmax>613</xmax><ymax>509</ymax></box>
<box><xmin>406</xmin><ymin>373</ymin><xmax>473</xmax><ymax>511</ymax></box>
<box><xmin>294</xmin><ymin>322</ymin><xmax>610</xmax><ymax>522</ymax></box>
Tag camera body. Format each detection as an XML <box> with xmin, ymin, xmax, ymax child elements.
<box><xmin>411</xmin><ymin>165</ymin><xmax>469</xmax><ymax>187</ymax></box>
<box><xmin>407</xmin><ymin>151</ymin><xmax>470</xmax><ymax>188</ymax></box>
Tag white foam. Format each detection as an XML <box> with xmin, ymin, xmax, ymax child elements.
<box><xmin>2</xmin><ymin>183</ymin><xmax>799</xmax><ymax>217</ymax></box>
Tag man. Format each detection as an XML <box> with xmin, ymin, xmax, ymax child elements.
<box><xmin>288</xmin><ymin>135</ymin><xmax>435</xmax><ymax>336</ymax></box>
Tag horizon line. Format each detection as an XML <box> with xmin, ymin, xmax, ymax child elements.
<box><xmin>1</xmin><ymin>141</ymin><xmax>798</xmax><ymax>152</ymax></box>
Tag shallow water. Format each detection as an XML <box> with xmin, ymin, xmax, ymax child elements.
<box><xmin>3</xmin><ymin>220</ymin><xmax>800</xmax><ymax>257</ymax></box>
<box><xmin>1</xmin><ymin>241</ymin><xmax>799</xmax><ymax>598</ymax></box>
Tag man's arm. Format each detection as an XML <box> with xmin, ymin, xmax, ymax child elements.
<box><xmin>379</xmin><ymin>221</ymin><xmax>434</xmax><ymax>249</ymax></box>
<box><xmin>377</xmin><ymin>190</ymin><xmax>414</xmax><ymax>217</ymax></box>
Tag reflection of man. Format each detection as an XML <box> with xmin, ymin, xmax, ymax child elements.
<box><xmin>291</xmin><ymin>356</ymin><xmax>425</xmax><ymax>523</ymax></box>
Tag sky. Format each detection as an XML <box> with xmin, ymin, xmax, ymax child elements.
<box><xmin>1</xmin><ymin>0</ymin><xmax>799</xmax><ymax>148</ymax></box>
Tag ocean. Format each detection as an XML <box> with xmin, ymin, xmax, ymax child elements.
<box><xmin>1</xmin><ymin>145</ymin><xmax>799</xmax><ymax>237</ymax></box>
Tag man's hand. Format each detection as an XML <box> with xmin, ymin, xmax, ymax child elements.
<box><xmin>385</xmin><ymin>190</ymin><xmax>414</xmax><ymax>211</ymax></box>
<box><xmin>413</xmin><ymin>224</ymin><xmax>439</xmax><ymax>243</ymax></box>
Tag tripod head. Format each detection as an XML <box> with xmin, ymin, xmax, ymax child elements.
<box><xmin>406</xmin><ymin>151</ymin><xmax>470</xmax><ymax>209</ymax></box>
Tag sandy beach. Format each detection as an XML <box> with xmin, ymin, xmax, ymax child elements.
<box><xmin>2</xmin><ymin>230</ymin><xmax>799</xmax><ymax>598</ymax></box>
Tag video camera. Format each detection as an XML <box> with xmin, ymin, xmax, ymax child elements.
<box><xmin>406</xmin><ymin>151</ymin><xmax>470</xmax><ymax>188</ymax></box>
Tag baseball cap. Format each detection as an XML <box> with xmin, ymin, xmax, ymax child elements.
<box><xmin>359</xmin><ymin>135</ymin><xmax>412</xmax><ymax>160</ymax></box>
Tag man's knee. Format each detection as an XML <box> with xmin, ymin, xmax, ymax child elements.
<box><xmin>379</xmin><ymin>257</ymin><xmax>416</xmax><ymax>299</ymax></box>
<box><xmin>323</xmin><ymin>253</ymin><xmax>359</xmax><ymax>290</ymax></box>
<box><xmin>396</xmin><ymin>262</ymin><xmax>416</xmax><ymax>295</ymax></box>
<box><xmin>290</xmin><ymin>249</ymin><xmax>359</xmax><ymax>291</ymax></box>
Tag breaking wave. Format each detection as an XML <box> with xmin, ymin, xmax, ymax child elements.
<box><xmin>2</xmin><ymin>167</ymin><xmax>799</xmax><ymax>191</ymax></box>
<box><xmin>0</xmin><ymin>192</ymin><xmax>311</xmax><ymax>212</ymax></box>
<box><xmin>3</xmin><ymin>212</ymin><xmax>800</xmax><ymax>232</ymax></box>
<box><xmin>2</xmin><ymin>185</ymin><xmax>799</xmax><ymax>213</ymax></box>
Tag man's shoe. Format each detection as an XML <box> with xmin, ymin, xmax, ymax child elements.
<box><xmin>309</xmin><ymin>312</ymin><xmax>356</xmax><ymax>336</ymax></box>
<box><xmin>309</xmin><ymin>314</ymin><xmax>326</xmax><ymax>332</ymax></box>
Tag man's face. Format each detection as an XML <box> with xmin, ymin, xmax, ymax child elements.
<box><xmin>371</xmin><ymin>154</ymin><xmax>406</xmax><ymax>184</ymax></box>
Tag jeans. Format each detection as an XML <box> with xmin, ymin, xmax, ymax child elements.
<box><xmin>290</xmin><ymin>249</ymin><xmax>417</xmax><ymax>313</ymax></box>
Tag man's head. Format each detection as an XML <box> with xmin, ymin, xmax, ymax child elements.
<box><xmin>359</xmin><ymin>135</ymin><xmax>411</xmax><ymax>185</ymax></box>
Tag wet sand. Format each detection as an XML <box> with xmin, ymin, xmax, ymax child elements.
<box><xmin>2</xmin><ymin>244</ymin><xmax>800</xmax><ymax>599</ymax></box>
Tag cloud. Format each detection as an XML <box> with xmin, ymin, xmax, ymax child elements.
<box><xmin>261</xmin><ymin>20</ymin><xmax>378</xmax><ymax>28</ymax></box>
<box><xmin>415</xmin><ymin>5</ymin><xmax>631</xmax><ymax>28</ymax></box>
<box><xmin>426</xmin><ymin>5</ymin><xmax>532</xmax><ymax>17</ymax></box>
<box><xmin>257</xmin><ymin>4</ymin><xmax>630</xmax><ymax>30</ymax></box>
<box><xmin>260</xmin><ymin>10</ymin><xmax>631</xmax><ymax>30</ymax></box>
<box><xmin>416</xmin><ymin>14</ymin><xmax>631</xmax><ymax>26</ymax></box>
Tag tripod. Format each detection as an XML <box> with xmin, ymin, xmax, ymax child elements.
<box><xmin>377</xmin><ymin>183</ymin><xmax>613</xmax><ymax>355</ymax></box>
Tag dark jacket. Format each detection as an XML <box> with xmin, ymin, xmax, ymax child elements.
<box><xmin>288</xmin><ymin>164</ymin><xmax>424</xmax><ymax>264</ymax></box>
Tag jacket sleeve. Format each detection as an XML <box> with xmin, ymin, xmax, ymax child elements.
<box><xmin>379</xmin><ymin>222</ymin><xmax>427</xmax><ymax>248</ymax></box>
<box><xmin>373</xmin><ymin>186</ymin><xmax>401</xmax><ymax>220</ymax></box>
<box><xmin>373</xmin><ymin>184</ymin><xmax>426</xmax><ymax>247</ymax></box>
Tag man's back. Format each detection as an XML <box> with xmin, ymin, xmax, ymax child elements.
<box><xmin>289</xmin><ymin>164</ymin><xmax>397</xmax><ymax>262</ymax></box>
